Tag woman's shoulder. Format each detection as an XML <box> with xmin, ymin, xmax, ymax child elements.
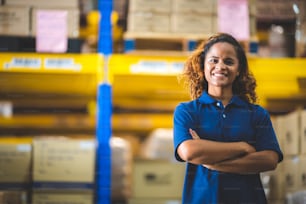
<box><xmin>175</xmin><ymin>99</ymin><xmax>200</xmax><ymax>110</ymax></box>
<box><xmin>174</xmin><ymin>99</ymin><xmax>203</xmax><ymax>117</ymax></box>
<box><xmin>248</xmin><ymin>103</ymin><xmax>270</xmax><ymax>117</ymax></box>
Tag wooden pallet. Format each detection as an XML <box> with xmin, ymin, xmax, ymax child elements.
<box><xmin>123</xmin><ymin>32</ymin><xmax>211</xmax><ymax>52</ymax></box>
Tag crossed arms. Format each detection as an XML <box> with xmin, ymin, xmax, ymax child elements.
<box><xmin>177</xmin><ymin>129</ymin><xmax>279</xmax><ymax>174</ymax></box>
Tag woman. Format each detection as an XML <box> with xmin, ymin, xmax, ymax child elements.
<box><xmin>173</xmin><ymin>33</ymin><xmax>283</xmax><ymax>204</ymax></box>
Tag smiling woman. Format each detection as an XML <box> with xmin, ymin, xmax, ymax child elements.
<box><xmin>173</xmin><ymin>33</ymin><xmax>283</xmax><ymax>204</ymax></box>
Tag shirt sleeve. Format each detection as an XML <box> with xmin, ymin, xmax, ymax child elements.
<box><xmin>173</xmin><ymin>103</ymin><xmax>197</xmax><ymax>162</ymax></box>
<box><xmin>253</xmin><ymin>105</ymin><xmax>283</xmax><ymax>162</ymax></box>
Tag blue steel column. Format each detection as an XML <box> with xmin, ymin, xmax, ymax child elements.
<box><xmin>96</xmin><ymin>0</ymin><xmax>112</xmax><ymax>203</ymax></box>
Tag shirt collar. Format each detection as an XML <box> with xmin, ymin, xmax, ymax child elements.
<box><xmin>198</xmin><ymin>91</ymin><xmax>249</xmax><ymax>107</ymax></box>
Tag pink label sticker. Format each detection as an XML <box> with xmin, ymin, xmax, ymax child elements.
<box><xmin>36</xmin><ymin>10</ymin><xmax>68</xmax><ymax>53</ymax></box>
<box><xmin>217</xmin><ymin>0</ymin><xmax>250</xmax><ymax>41</ymax></box>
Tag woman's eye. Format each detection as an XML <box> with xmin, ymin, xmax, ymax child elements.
<box><xmin>224</xmin><ymin>60</ymin><xmax>234</xmax><ymax>65</ymax></box>
<box><xmin>208</xmin><ymin>58</ymin><xmax>218</xmax><ymax>63</ymax></box>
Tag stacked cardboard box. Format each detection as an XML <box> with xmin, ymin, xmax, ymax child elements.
<box><xmin>0</xmin><ymin>137</ymin><xmax>32</xmax><ymax>203</ymax></box>
<box><xmin>129</xmin><ymin>159</ymin><xmax>184</xmax><ymax>204</ymax></box>
<box><xmin>111</xmin><ymin>136</ymin><xmax>133</xmax><ymax>201</ymax></box>
<box><xmin>1</xmin><ymin>0</ymin><xmax>79</xmax><ymax>37</ymax></box>
<box><xmin>263</xmin><ymin>109</ymin><xmax>306</xmax><ymax>203</ymax></box>
<box><xmin>127</xmin><ymin>0</ymin><xmax>256</xmax><ymax>36</ymax></box>
<box><xmin>0</xmin><ymin>0</ymin><xmax>82</xmax><ymax>53</ymax></box>
<box><xmin>127</xmin><ymin>0</ymin><xmax>172</xmax><ymax>33</ymax></box>
<box><xmin>31</xmin><ymin>136</ymin><xmax>96</xmax><ymax>204</ymax></box>
<box><xmin>0</xmin><ymin>137</ymin><xmax>32</xmax><ymax>190</ymax></box>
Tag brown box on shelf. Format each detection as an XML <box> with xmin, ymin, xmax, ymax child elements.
<box><xmin>279</xmin><ymin>110</ymin><xmax>300</xmax><ymax>156</ymax></box>
<box><xmin>172</xmin><ymin>0</ymin><xmax>216</xmax><ymax>14</ymax></box>
<box><xmin>298</xmin><ymin>155</ymin><xmax>306</xmax><ymax>189</ymax></box>
<box><xmin>171</xmin><ymin>13</ymin><xmax>215</xmax><ymax>34</ymax></box>
<box><xmin>31</xmin><ymin>8</ymin><xmax>80</xmax><ymax>38</ymax></box>
<box><xmin>266</xmin><ymin>156</ymin><xmax>300</xmax><ymax>200</ymax></box>
<box><xmin>256</xmin><ymin>0</ymin><xmax>296</xmax><ymax>20</ymax></box>
<box><xmin>129</xmin><ymin>0</ymin><xmax>172</xmax><ymax>13</ymax></box>
<box><xmin>127</xmin><ymin>12</ymin><xmax>170</xmax><ymax>33</ymax></box>
<box><xmin>282</xmin><ymin>156</ymin><xmax>301</xmax><ymax>194</ymax></box>
<box><xmin>131</xmin><ymin>159</ymin><xmax>185</xmax><ymax>199</ymax></box>
<box><xmin>0</xmin><ymin>6</ymin><xmax>30</xmax><ymax>36</ymax></box>
<box><xmin>272</xmin><ymin>116</ymin><xmax>285</xmax><ymax>155</ymax></box>
<box><xmin>300</xmin><ymin>110</ymin><xmax>306</xmax><ymax>155</ymax></box>
<box><xmin>5</xmin><ymin>0</ymin><xmax>79</xmax><ymax>8</ymax></box>
<box><xmin>0</xmin><ymin>137</ymin><xmax>32</xmax><ymax>189</ymax></box>
<box><xmin>32</xmin><ymin>137</ymin><xmax>96</xmax><ymax>190</ymax></box>
<box><xmin>0</xmin><ymin>190</ymin><xmax>28</xmax><ymax>204</ymax></box>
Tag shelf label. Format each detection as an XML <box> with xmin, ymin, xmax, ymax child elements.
<box><xmin>44</xmin><ymin>58</ymin><xmax>81</xmax><ymax>71</ymax></box>
<box><xmin>3</xmin><ymin>57</ymin><xmax>41</xmax><ymax>70</ymax></box>
<box><xmin>130</xmin><ymin>60</ymin><xmax>184</xmax><ymax>74</ymax></box>
<box><xmin>17</xmin><ymin>144</ymin><xmax>32</xmax><ymax>152</ymax></box>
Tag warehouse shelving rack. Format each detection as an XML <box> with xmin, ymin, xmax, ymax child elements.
<box><xmin>1</xmin><ymin>54</ymin><xmax>306</xmax><ymax>132</ymax></box>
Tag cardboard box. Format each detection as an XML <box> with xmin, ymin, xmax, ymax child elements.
<box><xmin>282</xmin><ymin>111</ymin><xmax>300</xmax><ymax>156</ymax></box>
<box><xmin>32</xmin><ymin>137</ymin><xmax>96</xmax><ymax>190</ymax></box>
<box><xmin>282</xmin><ymin>156</ymin><xmax>300</xmax><ymax>193</ymax></box>
<box><xmin>256</xmin><ymin>0</ymin><xmax>296</xmax><ymax>20</ymax></box>
<box><xmin>132</xmin><ymin>159</ymin><xmax>185</xmax><ymax>199</ymax></box>
<box><xmin>0</xmin><ymin>138</ymin><xmax>32</xmax><ymax>189</ymax></box>
<box><xmin>300</xmin><ymin>110</ymin><xmax>306</xmax><ymax>155</ymax></box>
<box><xmin>266</xmin><ymin>156</ymin><xmax>300</xmax><ymax>200</ymax></box>
<box><xmin>172</xmin><ymin>0</ymin><xmax>216</xmax><ymax>14</ymax></box>
<box><xmin>127</xmin><ymin>12</ymin><xmax>170</xmax><ymax>33</ymax></box>
<box><xmin>32</xmin><ymin>191</ymin><xmax>93</xmax><ymax>204</ymax></box>
<box><xmin>0</xmin><ymin>6</ymin><xmax>30</xmax><ymax>36</ymax></box>
<box><xmin>0</xmin><ymin>190</ymin><xmax>28</xmax><ymax>204</ymax></box>
<box><xmin>129</xmin><ymin>0</ymin><xmax>172</xmax><ymax>13</ymax></box>
<box><xmin>171</xmin><ymin>13</ymin><xmax>215</xmax><ymax>34</ymax></box>
<box><xmin>5</xmin><ymin>0</ymin><xmax>79</xmax><ymax>8</ymax></box>
<box><xmin>272</xmin><ymin>115</ymin><xmax>285</xmax><ymax>154</ymax></box>
<box><xmin>298</xmin><ymin>155</ymin><xmax>306</xmax><ymax>189</ymax></box>
<box><xmin>31</xmin><ymin>8</ymin><xmax>80</xmax><ymax>38</ymax></box>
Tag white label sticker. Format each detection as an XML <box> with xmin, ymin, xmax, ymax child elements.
<box><xmin>17</xmin><ymin>144</ymin><xmax>31</xmax><ymax>152</ymax></box>
<box><xmin>4</xmin><ymin>58</ymin><xmax>41</xmax><ymax>70</ymax></box>
<box><xmin>130</xmin><ymin>61</ymin><xmax>184</xmax><ymax>74</ymax></box>
<box><xmin>80</xmin><ymin>141</ymin><xmax>95</xmax><ymax>149</ymax></box>
<box><xmin>44</xmin><ymin>58</ymin><xmax>81</xmax><ymax>71</ymax></box>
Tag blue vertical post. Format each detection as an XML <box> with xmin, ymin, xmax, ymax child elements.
<box><xmin>96</xmin><ymin>0</ymin><xmax>112</xmax><ymax>203</ymax></box>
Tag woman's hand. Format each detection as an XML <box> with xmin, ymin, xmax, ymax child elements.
<box><xmin>189</xmin><ymin>128</ymin><xmax>200</xmax><ymax>139</ymax></box>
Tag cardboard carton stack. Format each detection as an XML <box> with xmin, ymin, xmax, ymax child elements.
<box><xmin>0</xmin><ymin>0</ymin><xmax>81</xmax><ymax>53</ymax></box>
<box><xmin>31</xmin><ymin>136</ymin><xmax>96</xmax><ymax>204</ymax></box>
<box><xmin>263</xmin><ymin>109</ymin><xmax>306</xmax><ymax>203</ymax></box>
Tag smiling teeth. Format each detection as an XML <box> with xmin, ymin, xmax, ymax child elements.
<box><xmin>213</xmin><ymin>73</ymin><xmax>226</xmax><ymax>76</ymax></box>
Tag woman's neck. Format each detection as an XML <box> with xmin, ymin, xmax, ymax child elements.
<box><xmin>208</xmin><ymin>88</ymin><xmax>233</xmax><ymax>106</ymax></box>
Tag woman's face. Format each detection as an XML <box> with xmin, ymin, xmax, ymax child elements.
<box><xmin>204</xmin><ymin>42</ymin><xmax>240</xmax><ymax>90</ymax></box>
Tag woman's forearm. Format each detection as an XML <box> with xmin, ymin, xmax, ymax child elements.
<box><xmin>178</xmin><ymin>138</ymin><xmax>255</xmax><ymax>165</ymax></box>
<box><xmin>204</xmin><ymin>150</ymin><xmax>279</xmax><ymax>174</ymax></box>
<box><xmin>178</xmin><ymin>129</ymin><xmax>256</xmax><ymax>165</ymax></box>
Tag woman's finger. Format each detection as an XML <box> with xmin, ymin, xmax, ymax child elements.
<box><xmin>189</xmin><ymin>128</ymin><xmax>200</xmax><ymax>139</ymax></box>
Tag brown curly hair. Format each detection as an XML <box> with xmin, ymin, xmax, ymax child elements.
<box><xmin>180</xmin><ymin>33</ymin><xmax>257</xmax><ymax>103</ymax></box>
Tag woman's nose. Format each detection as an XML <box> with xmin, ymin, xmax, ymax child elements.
<box><xmin>215</xmin><ymin>61</ymin><xmax>225</xmax><ymax>69</ymax></box>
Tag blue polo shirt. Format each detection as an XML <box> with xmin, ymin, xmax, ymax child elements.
<box><xmin>173</xmin><ymin>92</ymin><xmax>283</xmax><ymax>204</ymax></box>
